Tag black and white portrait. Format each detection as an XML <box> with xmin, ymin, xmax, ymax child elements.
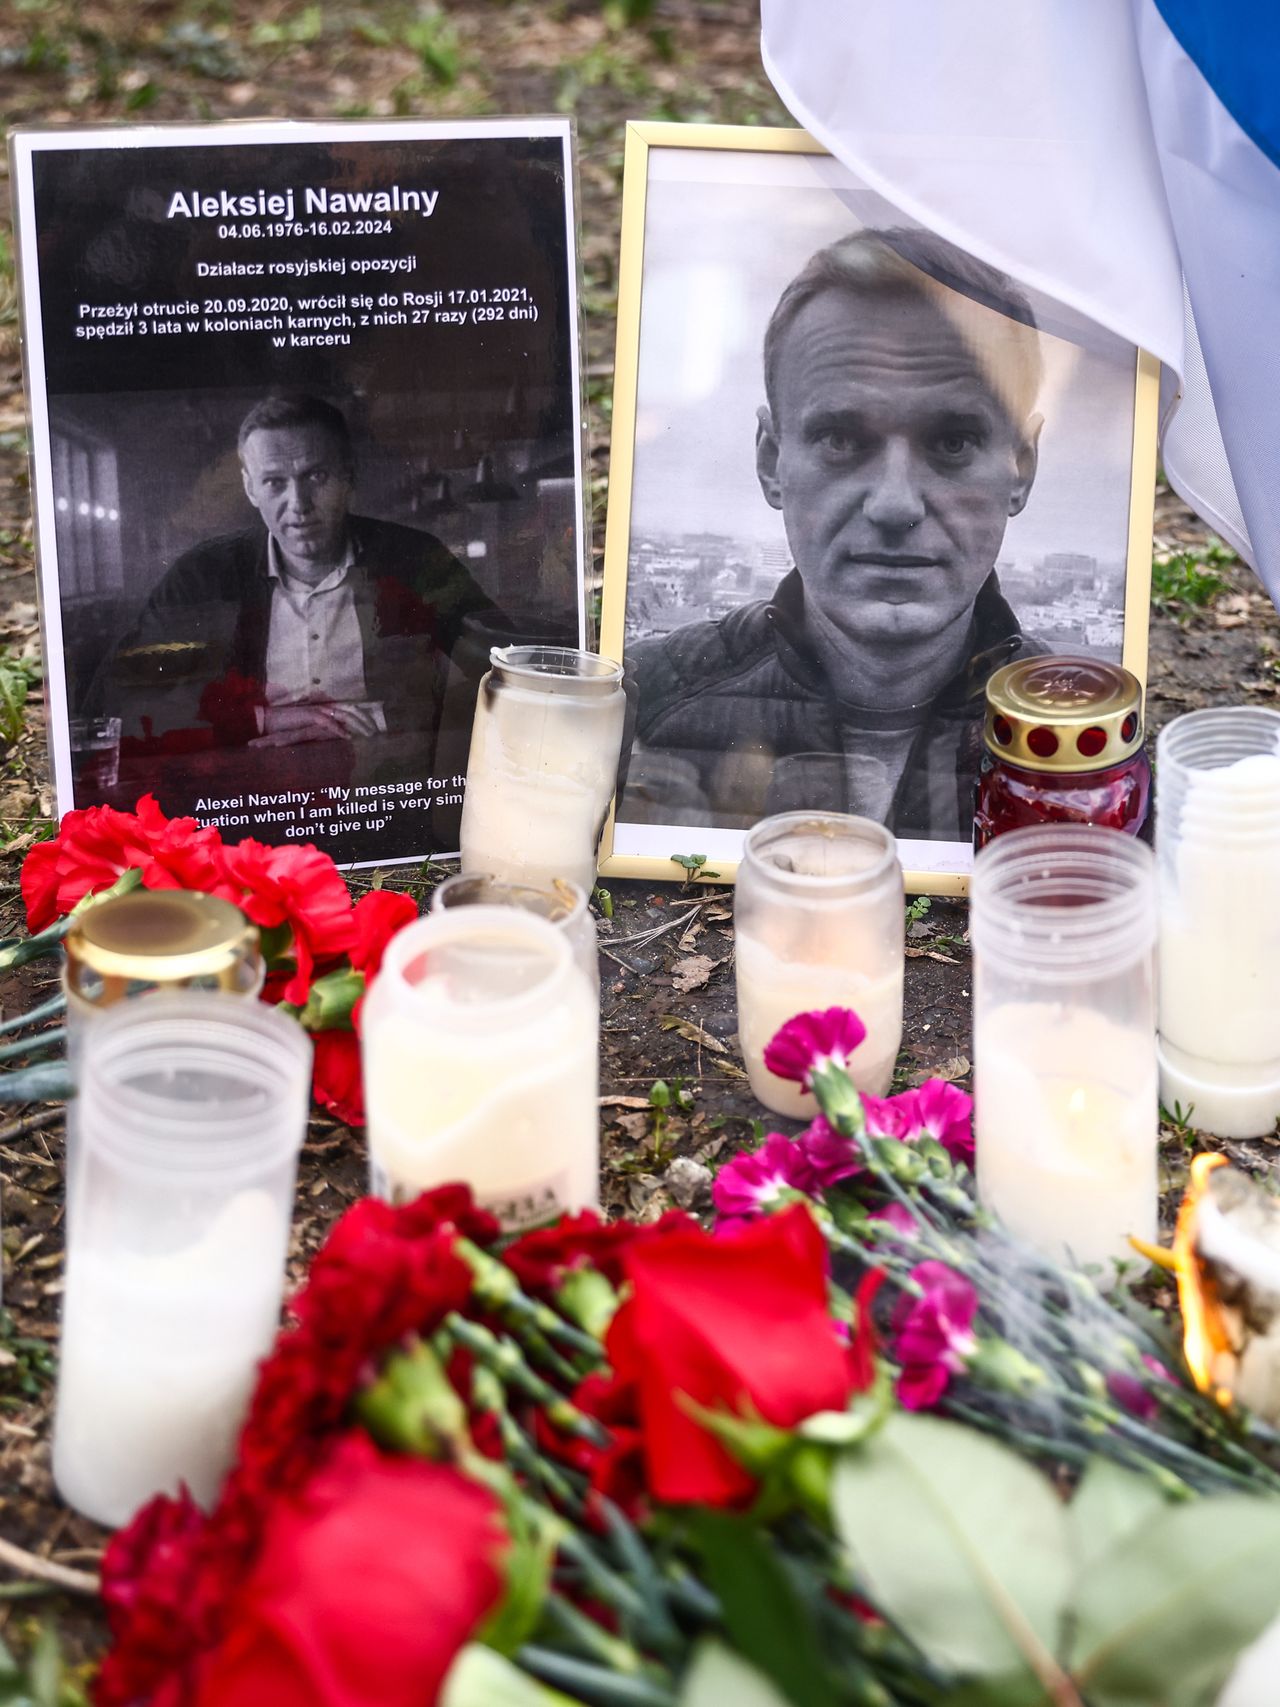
<box><xmin>603</xmin><ymin>133</ymin><xmax>1154</xmax><ymax>886</ymax></box>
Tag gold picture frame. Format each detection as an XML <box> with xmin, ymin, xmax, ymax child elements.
<box><xmin>598</xmin><ymin>122</ymin><xmax>1158</xmax><ymax>894</ymax></box>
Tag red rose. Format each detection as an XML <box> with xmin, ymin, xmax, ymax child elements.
<box><xmin>505</xmin><ymin>1208</ymin><xmax>698</xmax><ymax>1300</ymax></box>
<box><xmin>605</xmin><ymin>1204</ymin><xmax>853</xmax><ymax>1506</ymax></box>
<box><xmin>191</xmin><ymin>1433</ymin><xmax>508</xmax><ymax>1707</ymax></box>
<box><xmin>311</xmin><ymin>1030</ymin><xmax>364</xmax><ymax>1128</ymax></box>
<box><xmin>349</xmin><ymin>889</ymin><xmax>417</xmax><ymax>979</ymax></box>
<box><xmin>222</xmin><ymin>840</ymin><xmax>356</xmax><ymax>1004</ymax></box>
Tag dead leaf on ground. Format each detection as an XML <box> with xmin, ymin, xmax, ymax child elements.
<box><xmin>671</xmin><ymin>953</ymin><xmax>717</xmax><ymax>993</ymax></box>
<box><xmin>599</xmin><ymin>1093</ymin><xmax>652</xmax><ymax>1110</ymax></box>
<box><xmin>659</xmin><ymin>1014</ymin><xmax>728</xmax><ymax>1053</ymax></box>
<box><xmin>908</xmin><ymin>1054</ymin><xmax>971</xmax><ymax>1087</ymax></box>
<box><xmin>614</xmin><ymin>1111</ymin><xmax>649</xmax><ymax>1142</ymax></box>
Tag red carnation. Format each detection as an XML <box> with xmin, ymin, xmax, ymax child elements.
<box><xmin>190</xmin><ymin>1433</ymin><xmax>508</xmax><ymax>1707</ymax></box>
<box><xmin>349</xmin><ymin>889</ymin><xmax>417</xmax><ymax>979</ymax></box>
<box><xmin>311</xmin><ymin>1030</ymin><xmax>364</xmax><ymax>1128</ymax></box>
<box><xmin>134</xmin><ymin>795</ymin><xmax>239</xmax><ymax>901</ymax></box>
<box><xmin>21</xmin><ymin>801</ymin><xmax>152</xmax><ymax>931</ymax></box>
<box><xmin>97</xmin><ymin>1489</ymin><xmax>210</xmax><ymax>1707</ymax></box>
<box><xmin>222</xmin><ymin>839</ymin><xmax>355</xmax><ymax>1005</ymax></box>
<box><xmin>505</xmin><ymin>1208</ymin><xmax>697</xmax><ymax>1301</ymax></box>
<box><xmin>605</xmin><ymin>1204</ymin><xmax>853</xmax><ymax>1506</ymax></box>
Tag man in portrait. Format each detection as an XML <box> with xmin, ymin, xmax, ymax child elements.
<box><xmin>621</xmin><ymin>227</ymin><xmax>1050</xmax><ymax>841</ymax></box>
<box><xmin>90</xmin><ymin>392</ymin><xmax>503</xmax><ymax>765</ymax></box>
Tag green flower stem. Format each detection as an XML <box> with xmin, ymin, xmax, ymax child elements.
<box><xmin>0</xmin><ymin>867</ymin><xmax>143</xmax><ymax>973</ymax></box>
<box><xmin>0</xmin><ymin>1060</ymin><xmax>73</xmax><ymax>1104</ymax></box>
<box><xmin>943</xmin><ymin>1399</ymin><xmax>1095</xmax><ymax>1469</ymax></box>
<box><xmin>444</xmin><ymin>1314</ymin><xmax>610</xmax><ymax>1446</ymax></box>
<box><xmin>0</xmin><ymin>1026</ymin><xmax>64</xmax><ymax>1065</ymax></box>
<box><xmin>458</xmin><ymin>1239</ymin><xmax>605</xmax><ymax>1361</ymax></box>
<box><xmin>556</xmin><ymin>1530</ymin><xmax>669</xmax><ymax>1643</ymax></box>
<box><xmin>471</xmin><ymin>1367</ymin><xmax>584</xmax><ymax>1513</ymax></box>
<box><xmin>540</xmin><ymin>1592</ymin><xmax>656</xmax><ymax>1677</ymax></box>
<box><xmin>517</xmin><ymin>1647</ymin><xmax>677</xmax><ymax>1707</ymax></box>
<box><xmin>1059</xmin><ymin>1388</ymin><xmax>1280</xmax><ymax>1492</ymax></box>
<box><xmin>0</xmin><ymin>992</ymin><xmax>66</xmax><ymax>1037</ymax></box>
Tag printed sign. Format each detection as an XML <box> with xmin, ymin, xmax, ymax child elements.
<box><xmin>11</xmin><ymin>118</ymin><xmax>586</xmax><ymax>867</ymax></box>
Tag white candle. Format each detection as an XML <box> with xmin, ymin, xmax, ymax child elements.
<box><xmin>736</xmin><ymin>934</ymin><xmax>903</xmax><ymax>1118</ymax></box>
<box><xmin>363</xmin><ymin>909</ymin><xmax>599</xmax><ymax>1231</ymax></box>
<box><xmin>53</xmin><ymin>1189</ymin><xmax>285</xmax><ymax>1526</ymax></box>
<box><xmin>1158</xmin><ymin>745</ymin><xmax>1280</xmax><ymax>1137</ymax></box>
<box><xmin>976</xmin><ymin>1002</ymin><xmax>1157</xmax><ymax>1272</ymax></box>
<box><xmin>459</xmin><ymin>649</ymin><xmax>625</xmax><ymax>897</ymax></box>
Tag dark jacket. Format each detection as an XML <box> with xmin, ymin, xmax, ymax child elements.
<box><xmin>621</xmin><ymin>569</ymin><xmax>1048</xmax><ymax>842</ymax></box>
<box><xmin>95</xmin><ymin>515</ymin><xmax>503</xmax><ymax>748</ymax></box>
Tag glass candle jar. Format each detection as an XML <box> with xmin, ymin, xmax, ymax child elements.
<box><xmin>458</xmin><ymin>645</ymin><xmax>626</xmax><ymax>897</ymax></box>
<box><xmin>1156</xmin><ymin>707</ymin><xmax>1280</xmax><ymax>1137</ymax></box>
<box><xmin>52</xmin><ymin>994</ymin><xmax>311</xmax><ymax>1527</ymax></box>
<box><xmin>362</xmin><ymin>907</ymin><xmax>599</xmax><ymax>1231</ymax></box>
<box><xmin>971</xmin><ymin>825</ymin><xmax>1158</xmax><ymax>1275</ymax></box>
<box><xmin>734</xmin><ymin>812</ymin><xmax>904</xmax><ymax>1119</ymax></box>
<box><xmin>974</xmin><ymin>656</ymin><xmax>1151</xmax><ymax>850</ymax></box>
<box><xmin>430</xmin><ymin>872</ymin><xmax>598</xmax><ymax>991</ymax></box>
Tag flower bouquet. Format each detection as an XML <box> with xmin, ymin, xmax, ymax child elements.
<box><xmin>1</xmin><ymin>795</ymin><xmax>417</xmax><ymax>1123</ymax></box>
<box><xmin>97</xmin><ymin>1009</ymin><xmax>1280</xmax><ymax>1707</ymax></box>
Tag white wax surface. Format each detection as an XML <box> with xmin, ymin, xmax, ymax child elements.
<box><xmin>53</xmin><ymin>1189</ymin><xmax>286</xmax><ymax>1528</ymax></box>
<box><xmin>459</xmin><ymin>679</ymin><xmax>623</xmax><ymax>895</ymax></box>
<box><xmin>1160</xmin><ymin>752</ymin><xmax>1280</xmax><ymax>1062</ymax></box>
<box><xmin>976</xmin><ymin>1003</ymin><xmax>1157</xmax><ymax>1274</ymax></box>
<box><xmin>735</xmin><ymin>932</ymin><xmax>903</xmax><ymax>1119</ymax></box>
<box><xmin>365</xmin><ymin>969</ymin><xmax>599</xmax><ymax>1230</ymax></box>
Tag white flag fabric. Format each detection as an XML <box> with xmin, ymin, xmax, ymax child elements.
<box><xmin>761</xmin><ymin>0</ymin><xmax>1280</xmax><ymax>594</ymax></box>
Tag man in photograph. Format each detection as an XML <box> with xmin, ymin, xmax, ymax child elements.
<box><xmin>93</xmin><ymin>392</ymin><xmax>502</xmax><ymax>757</ymax></box>
<box><xmin>622</xmin><ymin>227</ymin><xmax>1049</xmax><ymax>840</ymax></box>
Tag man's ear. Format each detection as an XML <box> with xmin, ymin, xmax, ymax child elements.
<box><xmin>1008</xmin><ymin>413</ymin><xmax>1043</xmax><ymax>518</ymax></box>
<box><xmin>756</xmin><ymin>405</ymin><xmax>783</xmax><ymax>512</ymax></box>
<box><xmin>240</xmin><ymin>459</ymin><xmax>261</xmax><ymax>513</ymax></box>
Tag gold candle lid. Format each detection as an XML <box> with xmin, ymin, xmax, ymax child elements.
<box><xmin>64</xmin><ymin>890</ymin><xmax>260</xmax><ymax>1001</ymax></box>
<box><xmin>983</xmin><ymin>656</ymin><xmax>1145</xmax><ymax>774</ymax></box>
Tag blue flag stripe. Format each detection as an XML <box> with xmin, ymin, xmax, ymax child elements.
<box><xmin>1153</xmin><ymin>0</ymin><xmax>1280</xmax><ymax>171</ymax></box>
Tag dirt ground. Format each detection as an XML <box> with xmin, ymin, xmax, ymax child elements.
<box><xmin>2</xmin><ymin>0</ymin><xmax>1279</xmax><ymax>1672</ymax></box>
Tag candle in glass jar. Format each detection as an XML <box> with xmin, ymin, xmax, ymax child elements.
<box><xmin>459</xmin><ymin>646</ymin><xmax>625</xmax><ymax>896</ymax></box>
<box><xmin>54</xmin><ymin>1190</ymin><xmax>287</xmax><ymax>1521</ymax></box>
<box><xmin>975</xmin><ymin>1002</ymin><xmax>1157</xmax><ymax>1271</ymax></box>
<box><xmin>734</xmin><ymin>813</ymin><xmax>904</xmax><ymax>1119</ymax></box>
<box><xmin>1156</xmin><ymin>710</ymin><xmax>1280</xmax><ymax>1137</ymax></box>
<box><xmin>363</xmin><ymin>908</ymin><xmax>599</xmax><ymax>1230</ymax></box>
<box><xmin>971</xmin><ymin>825</ymin><xmax>1157</xmax><ymax>1277</ymax></box>
<box><xmin>52</xmin><ymin>995</ymin><xmax>310</xmax><ymax>1527</ymax></box>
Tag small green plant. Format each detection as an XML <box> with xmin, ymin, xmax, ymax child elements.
<box><xmin>591</xmin><ymin>883</ymin><xmax>613</xmax><ymax>920</ymax></box>
<box><xmin>1152</xmin><ymin>541</ymin><xmax>1236</xmax><ymax>613</ymax></box>
<box><xmin>402</xmin><ymin>8</ymin><xmax>462</xmax><ymax>85</ymax></box>
<box><xmin>905</xmin><ymin>894</ymin><xmax>932</xmax><ymax>926</ymax></box>
<box><xmin>647</xmin><ymin>1076</ymin><xmax>693</xmax><ymax>1162</ymax></box>
<box><xmin>0</xmin><ymin>1308</ymin><xmax>56</xmax><ymax>1406</ymax></box>
<box><xmin>0</xmin><ymin>1625</ymin><xmax>89</xmax><ymax>1705</ymax></box>
<box><xmin>0</xmin><ymin>653</ymin><xmax>38</xmax><ymax>748</ymax></box>
<box><xmin>250</xmin><ymin>4</ymin><xmax>324</xmax><ymax>46</ymax></box>
<box><xmin>670</xmin><ymin>853</ymin><xmax>720</xmax><ymax>886</ymax></box>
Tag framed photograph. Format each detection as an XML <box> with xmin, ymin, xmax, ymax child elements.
<box><xmin>11</xmin><ymin>117</ymin><xmax>587</xmax><ymax>869</ymax></box>
<box><xmin>599</xmin><ymin>123</ymin><xmax>1158</xmax><ymax>894</ymax></box>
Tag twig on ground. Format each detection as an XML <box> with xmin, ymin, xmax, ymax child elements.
<box><xmin>0</xmin><ymin>1534</ymin><xmax>99</xmax><ymax>1596</ymax></box>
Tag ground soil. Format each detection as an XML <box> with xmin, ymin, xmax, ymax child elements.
<box><xmin>1</xmin><ymin>0</ymin><xmax>1278</xmax><ymax>1675</ymax></box>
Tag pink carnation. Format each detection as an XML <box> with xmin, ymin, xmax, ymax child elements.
<box><xmin>712</xmin><ymin>1132</ymin><xmax>817</xmax><ymax>1219</ymax></box>
<box><xmin>763</xmin><ymin>1008</ymin><xmax>867</xmax><ymax>1092</ymax></box>
<box><xmin>796</xmin><ymin>1114</ymin><xmax>863</xmax><ymax>1189</ymax></box>
<box><xmin>893</xmin><ymin>1261</ymin><xmax>978</xmax><ymax>1410</ymax></box>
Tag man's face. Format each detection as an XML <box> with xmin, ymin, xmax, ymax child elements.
<box><xmin>757</xmin><ymin>286</ymin><xmax>1040</xmax><ymax>653</ymax></box>
<box><xmin>240</xmin><ymin>423</ymin><xmax>354</xmax><ymax>567</ymax></box>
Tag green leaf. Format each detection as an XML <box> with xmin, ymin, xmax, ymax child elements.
<box><xmin>0</xmin><ymin>654</ymin><xmax>31</xmax><ymax>746</ymax></box>
<box><xmin>678</xmin><ymin>1642</ymin><xmax>794</xmax><ymax>1707</ymax></box>
<box><xmin>831</xmin><ymin>1412</ymin><xmax>1070</xmax><ymax>1683</ymax></box>
<box><xmin>1072</xmin><ymin>1494</ymin><xmax>1280</xmax><ymax>1707</ymax></box>
<box><xmin>1069</xmin><ymin>1460</ymin><xmax>1168</xmax><ymax>1580</ymax></box>
<box><xmin>441</xmin><ymin>1646</ymin><xmax>577</xmax><ymax>1707</ymax></box>
<box><xmin>690</xmin><ymin>1512</ymin><xmax>837</xmax><ymax>1707</ymax></box>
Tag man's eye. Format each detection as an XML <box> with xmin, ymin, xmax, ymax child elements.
<box><xmin>933</xmin><ymin>430</ymin><xmax>979</xmax><ymax>459</ymax></box>
<box><xmin>815</xmin><ymin>428</ymin><xmax>861</xmax><ymax>456</ymax></box>
<box><xmin>306</xmin><ymin>470</ymin><xmax>332</xmax><ymax>488</ymax></box>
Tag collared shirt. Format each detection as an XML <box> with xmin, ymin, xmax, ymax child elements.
<box><xmin>263</xmin><ymin>536</ymin><xmax>385</xmax><ymax>728</ymax></box>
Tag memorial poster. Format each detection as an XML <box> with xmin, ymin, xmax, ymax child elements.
<box><xmin>11</xmin><ymin>118</ymin><xmax>586</xmax><ymax>867</ymax></box>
